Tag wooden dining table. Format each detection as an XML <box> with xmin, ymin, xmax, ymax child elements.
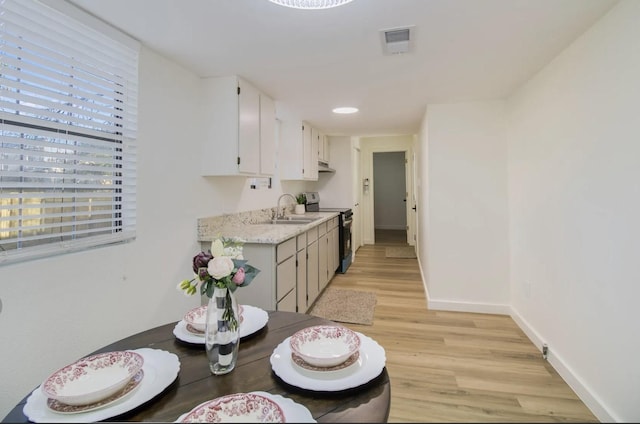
<box><xmin>3</xmin><ymin>310</ymin><xmax>390</xmax><ymax>423</ymax></box>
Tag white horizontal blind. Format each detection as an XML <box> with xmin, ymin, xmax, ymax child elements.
<box><xmin>0</xmin><ymin>0</ymin><xmax>139</xmax><ymax>264</ymax></box>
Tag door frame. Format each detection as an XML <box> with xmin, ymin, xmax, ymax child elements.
<box><xmin>359</xmin><ymin>136</ymin><xmax>415</xmax><ymax>245</ymax></box>
<box><xmin>351</xmin><ymin>142</ymin><xmax>363</xmax><ymax>254</ymax></box>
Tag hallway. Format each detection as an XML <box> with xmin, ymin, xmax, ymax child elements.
<box><xmin>374</xmin><ymin>229</ymin><xmax>408</xmax><ymax>246</ymax></box>
<box><xmin>324</xmin><ymin>236</ymin><xmax>597</xmax><ymax>422</ymax></box>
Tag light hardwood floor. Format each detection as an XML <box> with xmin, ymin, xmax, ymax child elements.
<box><xmin>323</xmin><ymin>229</ymin><xmax>598</xmax><ymax>423</ymax></box>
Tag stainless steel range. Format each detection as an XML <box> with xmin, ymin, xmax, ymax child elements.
<box><xmin>305</xmin><ymin>192</ymin><xmax>352</xmax><ymax>274</ymax></box>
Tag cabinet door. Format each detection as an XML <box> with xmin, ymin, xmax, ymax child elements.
<box><xmin>238</xmin><ymin>78</ymin><xmax>260</xmax><ymax>174</ymax></box>
<box><xmin>259</xmin><ymin>93</ymin><xmax>276</xmax><ymax>176</ymax></box>
<box><xmin>330</xmin><ymin>225</ymin><xmax>339</xmax><ymax>278</ymax></box>
<box><xmin>310</xmin><ymin>126</ymin><xmax>319</xmax><ymax>178</ymax></box>
<box><xmin>296</xmin><ymin>247</ymin><xmax>307</xmax><ymax>312</ymax></box>
<box><xmin>318</xmin><ymin>130</ymin><xmax>325</xmax><ymax>162</ymax></box>
<box><xmin>302</xmin><ymin>122</ymin><xmax>313</xmax><ymax>180</ymax></box>
<box><xmin>318</xmin><ymin>233</ymin><xmax>328</xmax><ymax>290</ymax></box>
<box><xmin>277</xmin><ymin>288</ymin><xmax>297</xmax><ymax>313</ymax></box>
<box><xmin>307</xmin><ymin>239</ymin><xmax>319</xmax><ymax>305</ymax></box>
<box><xmin>276</xmin><ymin>255</ymin><xmax>296</xmax><ymax>307</ymax></box>
<box><xmin>321</xmin><ymin>133</ymin><xmax>329</xmax><ymax>163</ymax></box>
<box><xmin>233</xmin><ymin>243</ymin><xmax>277</xmax><ymax>311</ymax></box>
<box><xmin>276</xmin><ymin>102</ymin><xmax>304</xmax><ymax>180</ymax></box>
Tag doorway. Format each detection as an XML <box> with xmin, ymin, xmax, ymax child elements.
<box><xmin>359</xmin><ymin>135</ymin><xmax>415</xmax><ymax>247</ymax></box>
<box><xmin>373</xmin><ymin>152</ymin><xmax>407</xmax><ymax>243</ymax></box>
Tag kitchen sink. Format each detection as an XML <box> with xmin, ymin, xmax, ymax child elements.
<box><xmin>255</xmin><ymin>216</ymin><xmax>320</xmax><ymax>225</ymax></box>
<box><xmin>269</xmin><ymin>220</ymin><xmax>312</xmax><ymax>225</ymax></box>
<box><xmin>270</xmin><ymin>217</ymin><xmax>316</xmax><ymax>224</ymax></box>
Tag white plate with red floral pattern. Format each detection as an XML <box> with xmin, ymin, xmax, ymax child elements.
<box><xmin>23</xmin><ymin>348</ymin><xmax>180</xmax><ymax>423</ymax></box>
<box><xmin>270</xmin><ymin>331</ymin><xmax>386</xmax><ymax>392</ymax></box>
<box><xmin>174</xmin><ymin>391</ymin><xmax>315</xmax><ymax>423</ymax></box>
<box><xmin>175</xmin><ymin>392</ymin><xmax>285</xmax><ymax>422</ymax></box>
<box><xmin>173</xmin><ymin>304</ymin><xmax>268</xmax><ymax>344</ymax></box>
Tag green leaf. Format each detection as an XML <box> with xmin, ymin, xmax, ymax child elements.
<box><xmin>240</xmin><ymin>264</ymin><xmax>260</xmax><ymax>288</ymax></box>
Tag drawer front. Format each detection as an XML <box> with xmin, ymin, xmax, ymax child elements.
<box><xmin>277</xmin><ymin>237</ymin><xmax>296</xmax><ymax>263</ymax></box>
<box><xmin>317</xmin><ymin>221</ymin><xmax>327</xmax><ymax>236</ymax></box>
<box><xmin>306</xmin><ymin>227</ymin><xmax>318</xmax><ymax>244</ymax></box>
<box><xmin>297</xmin><ymin>233</ymin><xmax>306</xmax><ymax>251</ymax></box>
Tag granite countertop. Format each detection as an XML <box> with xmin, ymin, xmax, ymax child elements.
<box><xmin>197</xmin><ymin>211</ymin><xmax>339</xmax><ymax>245</ymax></box>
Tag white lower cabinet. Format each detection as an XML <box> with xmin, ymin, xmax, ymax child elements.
<box><xmin>329</xmin><ymin>219</ymin><xmax>339</xmax><ymax>278</ymax></box>
<box><xmin>276</xmin><ymin>238</ymin><xmax>297</xmax><ymax>312</ymax></box>
<box><xmin>204</xmin><ymin>215</ymin><xmax>339</xmax><ymax>312</ymax></box>
<box><xmin>306</xmin><ymin>226</ymin><xmax>319</xmax><ymax>307</ymax></box>
<box><xmin>296</xmin><ymin>233</ymin><xmax>308</xmax><ymax>312</ymax></box>
<box><xmin>319</xmin><ymin>218</ymin><xmax>340</xmax><ymax>292</ymax></box>
<box><xmin>318</xmin><ymin>222</ymin><xmax>329</xmax><ymax>291</ymax></box>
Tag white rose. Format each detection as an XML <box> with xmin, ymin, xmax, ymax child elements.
<box><xmin>208</xmin><ymin>256</ymin><xmax>234</xmax><ymax>279</ymax></box>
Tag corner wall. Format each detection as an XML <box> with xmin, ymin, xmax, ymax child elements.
<box><xmin>507</xmin><ymin>1</ymin><xmax>640</xmax><ymax>420</ymax></box>
<box><xmin>424</xmin><ymin>101</ymin><xmax>510</xmax><ymax>313</ymax></box>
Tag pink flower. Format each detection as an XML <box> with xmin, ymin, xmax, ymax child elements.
<box><xmin>232</xmin><ymin>267</ymin><xmax>246</xmax><ymax>285</ymax></box>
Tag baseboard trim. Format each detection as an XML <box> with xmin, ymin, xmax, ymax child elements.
<box><xmin>420</xmin><ymin>293</ymin><xmax>617</xmax><ymax>422</ymax></box>
<box><xmin>509</xmin><ymin>308</ymin><xmax>616</xmax><ymax>423</ymax></box>
<box><xmin>427</xmin><ymin>298</ymin><xmax>511</xmax><ymax>315</ymax></box>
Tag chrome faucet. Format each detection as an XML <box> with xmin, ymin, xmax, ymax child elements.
<box><xmin>276</xmin><ymin>193</ymin><xmax>297</xmax><ymax>219</ymax></box>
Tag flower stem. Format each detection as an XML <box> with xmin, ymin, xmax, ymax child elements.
<box><xmin>222</xmin><ymin>289</ymin><xmax>238</xmax><ymax>331</ymax></box>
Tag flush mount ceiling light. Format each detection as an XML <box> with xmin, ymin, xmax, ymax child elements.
<box><xmin>332</xmin><ymin>106</ymin><xmax>359</xmax><ymax>114</ymax></box>
<box><xmin>268</xmin><ymin>0</ymin><xmax>354</xmax><ymax>10</ymax></box>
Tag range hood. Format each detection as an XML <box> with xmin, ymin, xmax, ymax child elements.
<box><xmin>318</xmin><ymin>161</ymin><xmax>335</xmax><ymax>173</ymax></box>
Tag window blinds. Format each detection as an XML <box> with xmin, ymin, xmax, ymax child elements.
<box><xmin>0</xmin><ymin>0</ymin><xmax>140</xmax><ymax>264</ymax></box>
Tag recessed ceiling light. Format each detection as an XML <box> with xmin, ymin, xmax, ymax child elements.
<box><xmin>268</xmin><ymin>0</ymin><xmax>354</xmax><ymax>10</ymax></box>
<box><xmin>332</xmin><ymin>107</ymin><xmax>359</xmax><ymax>114</ymax></box>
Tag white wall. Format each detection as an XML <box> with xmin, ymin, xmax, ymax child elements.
<box><xmin>0</xmin><ymin>44</ymin><xmax>313</xmax><ymax>418</ymax></box>
<box><xmin>417</xmin><ymin>1</ymin><xmax>640</xmax><ymax>420</ymax></box>
<box><xmin>415</xmin><ymin>117</ymin><xmax>429</xmax><ymax>294</ymax></box>
<box><xmin>424</xmin><ymin>101</ymin><xmax>510</xmax><ymax>313</ymax></box>
<box><xmin>507</xmin><ymin>1</ymin><xmax>640</xmax><ymax>421</ymax></box>
<box><xmin>315</xmin><ymin>136</ymin><xmax>353</xmax><ymax>209</ymax></box>
<box><xmin>0</xmin><ymin>47</ymin><xmax>203</xmax><ymax>417</ymax></box>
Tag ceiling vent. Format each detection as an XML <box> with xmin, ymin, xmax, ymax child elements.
<box><xmin>380</xmin><ymin>26</ymin><xmax>414</xmax><ymax>55</ymax></box>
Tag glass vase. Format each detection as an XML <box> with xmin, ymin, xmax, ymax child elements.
<box><xmin>205</xmin><ymin>286</ymin><xmax>240</xmax><ymax>375</ymax></box>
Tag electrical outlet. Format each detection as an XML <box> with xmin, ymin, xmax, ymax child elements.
<box><xmin>542</xmin><ymin>343</ymin><xmax>549</xmax><ymax>360</ymax></box>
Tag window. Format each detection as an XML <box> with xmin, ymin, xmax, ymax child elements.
<box><xmin>0</xmin><ymin>0</ymin><xmax>139</xmax><ymax>265</ymax></box>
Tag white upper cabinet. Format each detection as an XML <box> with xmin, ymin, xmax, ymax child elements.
<box><xmin>276</xmin><ymin>102</ymin><xmax>319</xmax><ymax>181</ymax></box>
<box><xmin>201</xmin><ymin>75</ymin><xmax>275</xmax><ymax>176</ymax></box>
<box><xmin>305</xmin><ymin>122</ymin><xmax>319</xmax><ymax>180</ymax></box>
<box><xmin>259</xmin><ymin>94</ymin><xmax>276</xmax><ymax>176</ymax></box>
<box><xmin>318</xmin><ymin>132</ymin><xmax>329</xmax><ymax>164</ymax></box>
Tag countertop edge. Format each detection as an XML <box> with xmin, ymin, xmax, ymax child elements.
<box><xmin>198</xmin><ymin>211</ymin><xmax>340</xmax><ymax>245</ymax></box>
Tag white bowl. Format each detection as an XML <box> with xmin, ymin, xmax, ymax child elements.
<box><xmin>289</xmin><ymin>325</ymin><xmax>361</xmax><ymax>368</ymax></box>
<box><xmin>183</xmin><ymin>305</ymin><xmax>207</xmax><ymax>332</ymax></box>
<box><xmin>41</xmin><ymin>350</ymin><xmax>144</xmax><ymax>406</ymax></box>
<box><xmin>184</xmin><ymin>305</ymin><xmax>244</xmax><ymax>332</ymax></box>
<box><xmin>179</xmin><ymin>392</ymin><xmax>285</xmax><ymax>423</ymax></box>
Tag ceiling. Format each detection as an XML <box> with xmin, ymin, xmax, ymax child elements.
<box><xmin>67</xmin><ymin>0</ymin><xmax>617</xmax><ymax>137</ymax></box>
